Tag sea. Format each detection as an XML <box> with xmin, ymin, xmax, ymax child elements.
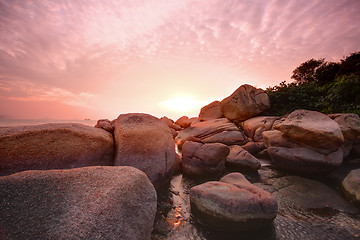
<box><xmin>0</xmin><ymin>119</ymin><xmax>97</xmax><ymax>128</ymax></box>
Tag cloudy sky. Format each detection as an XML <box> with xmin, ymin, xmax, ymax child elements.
<box><xmin>0</xmin><ymin>0</ymin><xmax>359</xmax><ymax>120</ymax></box>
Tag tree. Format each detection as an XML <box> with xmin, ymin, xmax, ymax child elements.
<box><xmin>340</xmin><ymin>51</ymin><xmax>360</xmax><ymax>76</ymax></box>
<box><xmin>291</xmin><ymin>58</ymin><xmax>325</xmax><ymax>83</ymax></box>
<box><xmin>314</xmin><ymin>62</ymin><xmax>340</xmax><ymax>84</ymax></box>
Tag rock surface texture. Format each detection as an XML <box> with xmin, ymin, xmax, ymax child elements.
<box><xmin>226</xmin><ymin>145</ymin><xmax>261</xmax><ymax>170</ymax></box>
<box><xmin>198</xmin><ymin>101</ymin><xmax>224</xmax><ymax>121</ymax></box>
<box><xmin>0</xmin><ymin>166</ymin><xmax>157</xmax><ymax>240</ymax></box>
<box><xmin>220</xmin><ymin>84</ymin><xmax>271</xmax><ymax>121</ymax></box>
<box><xmin>241</xmin><ymin>116</ymin><xmax>280</xmax><ymax>141</ymax></box>
<box><xmin>275</xmin><ymin>109</ymin><xmax>344</xmax><ymax>152</ymax></box>
<box><xmin>113</xmin><ymin>113</ymin><xmax>175</xmax><ymax>188</ymax></box>
<box><xmin>0</xmin><ymin>123</ymin><xmax>114</xmax><ymax>176</ymax></box>
<box><xmin>176</xmin><ymin>118</ymin><xmax>247</xmax><ymax>146</ymax></box>
<box><xmin>181</xmin><ymin>141</ymin><xmax>229</xmax><ymax>177</ymax></box>
<box><xmin>342</xmin><ymin>168</ymin><xmax>360</xmax><ymax>205</ymax></box>
<box><xmin>95</xmin><ymin>119</ymin><xmax>115</xmax><ymax>133</ymax></box>
<box><xmin>189</xmin><ymin>172</ymin><xmax>278</xmax><ymax>231</ymax></box>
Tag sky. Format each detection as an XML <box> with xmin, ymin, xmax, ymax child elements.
<box><xmin>0</xmin><ymin>0</ymin><xmax>359</xmax><ymax>121</ymax></box>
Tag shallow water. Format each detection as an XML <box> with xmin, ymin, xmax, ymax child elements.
<box><xmin>152</xmin><ymin>161</ymin><xmax>360</xmax><ymax>240</ymax></box>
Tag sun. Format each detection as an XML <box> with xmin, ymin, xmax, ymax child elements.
<box><xmin>159</xmin><ymin>96</ymin><xmax>204</xmax><ymax>113</ymax></box>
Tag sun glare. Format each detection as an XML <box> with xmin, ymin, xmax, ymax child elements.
<box><xmin>159</xmin><ymin>96</ymin><xmax>204</xmax><ymax>113</ymax></box>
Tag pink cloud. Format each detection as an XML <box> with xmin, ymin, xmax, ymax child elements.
<box><xmin>0</xmin><ymin>0</ymin><xmax>359</xmax><ymax>120</ymax></box>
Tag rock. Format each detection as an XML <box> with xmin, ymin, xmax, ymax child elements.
<box><xmin>275</xmin><ymin>109</ymin><xmax>344</xmax><ymax>152</ymax></box>
<box><xmin>267</xmin><ymin>147</ymin><xmax>343</xmax><ymax>174</ymax></box>
<box><xmin>198</xmin><ymin>101</ymin><xmax>224</xmax><ymax>121</ymax></box>
<box><xmin>175</xmin><ymin>116</ymin><xmax>192</xmax><ymax>129</ymax></box>
<box><xmin>342</xmin><ymin>169</ymin><xmax>360</xmax><ymax>204</ymax></box>
<box><xmin>263</xmin><ymin>129</ymin><xmax>335</xmax><ymax>155</ymax></box>
<box><xmin>113</xmin><ymin>113</ymin><xmax>176</xmax><ymax>188</ymax></box>
<box><xmin>95</xmin><ymin>119</ymin><xmax>115</xmax><ymax>133</ymax></box>
<box><xmin>181</xmin><ymin>141</ymin><xmax>229</xmax><ymax>177</ymax></box>
<box><xmin>0</xmin><ymin>166</ymin><xmax>157</xmax><ymax>240</ymax></box>
<box><xmin>220</xmin><ymin>84</ymin><xmax>271</xmax><ymax>121</ymax></box>
<box><xmin>333</xmin><ymin>114</ymin><xmax>360</xmax><ymax>158</ymax></box>
<box><xmin>161</xmin><ymin>116</ymin><xmax>182</xmax><ymax>131</ymax></box>
<box><xmin>241</xmin><ymin>116</ymin><xmax>280</xmax><ymax>141</ymax></box>
<box><xmin>190</xmin><ymin>172</ymin><xmax>277</xmax><ymax>231</ymax></box>
<box><xmin>350</xmin><ymin>136</ymin><xmax>360</xmax><ymax>158</ymax></box>
<box><xmin>176</xmin><ymin>118</ymin><xmax>246</xmax><ymax>147</ymax></box>
<box><xmin>261</xmin><ymin>175</ymin><xmax>358</xmax><ymax>218</ymax></box>
<box><xmin>226</xmin><ymin>145</ymin><xmax>261</xmax><ymax>170</ymax></box>
<box><xmin>0</xmin><ymin>123</ymin><xmax>114</xmax><ymax>176</ymax></box>
<box><xmin>242</xmin><ymin>141</ymin><xmax>266</xmax><ymax>155</ymax></box>
<box><xmin>201</xmin><ymin>131</ymin><xmax>248</xmax><ymax>146</ymax></box>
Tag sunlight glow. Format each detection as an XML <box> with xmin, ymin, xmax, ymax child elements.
<box><xmin>159</xmin><ymin>96</ymin><xmax>205</xmax><ymax>113</ymax></box>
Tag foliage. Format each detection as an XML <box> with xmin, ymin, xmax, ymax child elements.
<box><xmin>265</xmin><ymin>52</ymin><xmax>360</xmax><ymax>116</ymax></box>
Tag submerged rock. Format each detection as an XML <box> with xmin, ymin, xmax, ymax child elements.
<box><xmin>226</xmin><ymin>145</ymin><xmax>261</xmax><ymax>170</ymax></box>
<box><xmin>190</xmin><ymin>172</ymin><xmax>277</xmax><ymax>232</ymax></box>
<box><xmin>220</xmin><ymin>84</ymin><xmax>271</xmax><ymax>121</ymax></box>
<box><xmin>0</xmin><ymin>166</ymin><xmax>157</xmax><ymax>240</ymax></box>
<box><xmin>181</xmin><ymin>141</ymin><xmax>229</xmax><ymax>177</ymax></box>
<box><xmin>342</xmin><ymin>169</ymin><xmax>360</xmax><ymax>205</ymax></box>
<box><xmin>113</xmin><ymin>113</ymin><xmax>175</xmax><ymax>188</ymax></box>
<box><xmin>0</xmin><ymin>123</ymin><xmax>114</xmax><ymax>176</ymax></box>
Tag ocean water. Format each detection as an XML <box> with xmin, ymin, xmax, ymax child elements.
<box><xmin>0</xmin><ymin>119</ymin><xmax>97</xmax><ymax>128</ymax></box>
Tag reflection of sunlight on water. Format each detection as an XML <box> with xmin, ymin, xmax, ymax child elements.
<box><xmin>165</xmin><ymin>174</ymin><xmax>190</xmax><ymax>230</ymax></box>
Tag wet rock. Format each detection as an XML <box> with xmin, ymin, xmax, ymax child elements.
<box><xmin>220</xmin><ymin>84</ymin><xmax>271</xmax><ymax>121</ymax></box>
<box><xmin>0</xmin><ymin>123</ymin><xmax>114</xmax><ymax>176</ymax></box>
<box><xmin>0</xmin><ymin>166</ymin><xmax>157</xmax><ymax>240</ymax></box>
<box><xmin>342</xmin><ymin>169</ymin><xmax>360</xmax><ymax>205</ymax></box>
<box><xmin>241</xmin><ymin>116</ymin><xmax>280</xmax><ymax>141</ymax></box>
<box><xmin>261</xmin><ymin>175</ymin><xmax>359</xmax><ymax>217</ymax></box>
<box><xmin>226</xmin><ymin>145</ymin><xmax>261</xmax><ymax>170</ymax></box>
<box><xmin>190</xmin><ymin>173</ymin><xmax>278</xmax><ymax>231</ymax></box>
<box><xmin>95</xmin><ymin>119</ymin><xmax>115</xmax><ymax>133</ymax></box>
<box><xmin>181</xmin><ymin>141</ymin><xmax>229</xmax><ymax>177</ymax></box>
<box><xmin>114</xmin><ymin>113</ymin><xmax>175</xmax><ymax>188</ymax></box>
<box><xmin>267</xmin><ymin>147</ymin><xmax>343</xmax><ymax>174</ymax></box>
<box><xmin>275</xmin><ymin>109</ymin><xmax>344</xmax><ymax>152</ymax></box>
<box><xmin>242</xmin><ymin>141</ymin><xmax>266</xmax><ymax>155</ymax></box>
<box><xmin>198</xmin><ymin>101</ymin><xmax>224</xmax><ymax>121</ymax></box>
<box><xmin>176</xmin><ymin>118</ymin><xmax>246</xmax><ymax>147</ymax></box>
<box><xmin>175</xmin><ymin>116</ymin><xmax>192</xmax><ymax>129</ymax></box>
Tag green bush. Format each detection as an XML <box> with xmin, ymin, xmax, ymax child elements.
<box><xmin>264</xmin><ymin>52</ymin><xmax>360</xmax><ymax>116</ymax></box>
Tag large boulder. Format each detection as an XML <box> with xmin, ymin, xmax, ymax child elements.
<box><xmin>220</xmin><ymin>84</ymin><xmax>271</xmax><ymax>121</ymax></box>
<box><xmin>181</xmin><ymin>141</ymin><xmax>229</xmax><ymax>177</ymax></box>
<box><xmin>268</xmin><ymin>147</ymin><xmax>343</xmax><ymax>174</ymax></box>
<box><xmin>342</xmin><ymin>169</ymin><xmax>360</xmax><ymax>205</ymax></box>
<box><xmin>198</xmin><ymin>101</ymin><xmax>224</xmax><ymax>121</ymax></box>
<box><xmin>190</xmin><ymin>173</ymin><xmax>277</xmax><ymax>231</ymax></box>
<box><xmin>176</xmin><ymin>118</ymin><xmax>247</xmax><ymax>146</ymax></box>
<box><xmin>0</xmin><ymin>123</ymin><xmax>114</xmax><ymax>176</ymax></box>
<box><xmin>226</xmin><ymin>145</ymin><xmax>261</xmax><ymax>170</ymax></box>
<box><xmin>113</xmin><ymin>113</ymin><xmax>176</xmax><ymax>188</ymax></box>
<box><xmin>0</xmin><ymin>166</ymin><xmax>157</xmax><ymax>240</ymax></box>
<box><xmin>332</xmin><ymin>113</ymin><xmax>360</xmax><ymax>158</ymax></box>
<box><xmin>275</xmin><ymin>110</ymin><xmax>344</xmax><ymax>152</ymax></box>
